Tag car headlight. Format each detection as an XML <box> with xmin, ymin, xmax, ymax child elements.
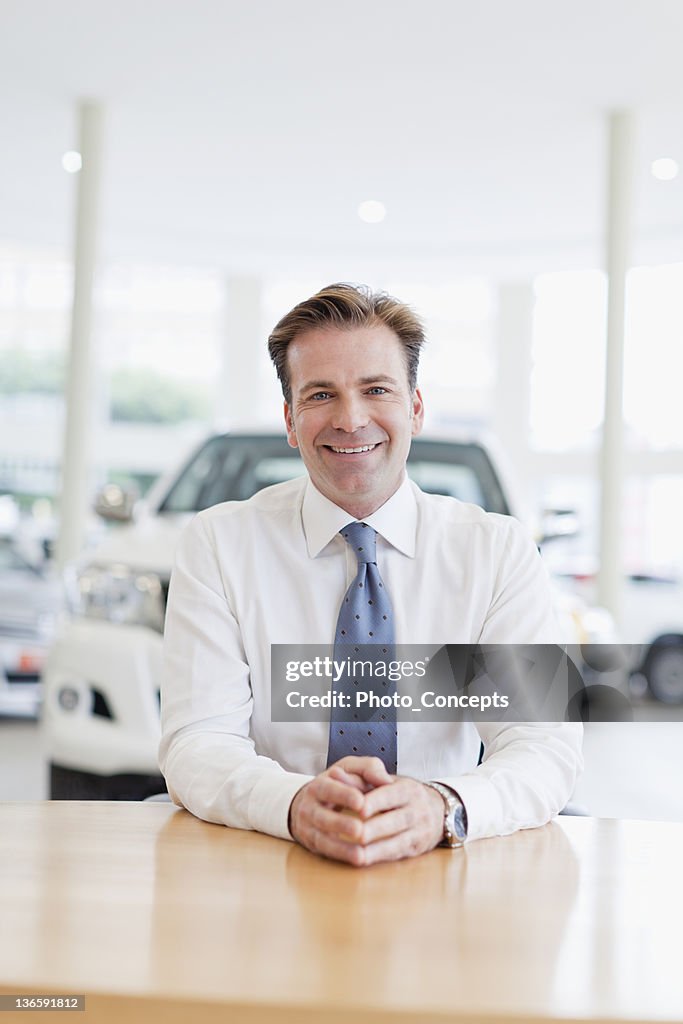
<box><xmin>67</xmin><ymin>563</ymin><xmax>166</xmax><ymax>632</ymax></box>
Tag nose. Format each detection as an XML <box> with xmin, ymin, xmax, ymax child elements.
<box><xmin>331</xmin><ymin>393</ymin><xmax>370</xmax><ymax>434</ymax></box>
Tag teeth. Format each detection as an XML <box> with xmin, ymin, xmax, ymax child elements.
<box><xmin>330</xmin><ymin>444</ymin><xmax>377</xmax><ymax>454</ymax></box>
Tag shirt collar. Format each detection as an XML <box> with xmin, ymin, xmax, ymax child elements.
<box><xmin>302</xmin><ymin>474</ymin><xmax>417</xmax><ymax>559</ymax></box>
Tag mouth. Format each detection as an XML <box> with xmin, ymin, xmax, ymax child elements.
<box><xmin>324</xmin><ymin>443</ymin><xmax>381</xmax><ymax>455</ymax></box>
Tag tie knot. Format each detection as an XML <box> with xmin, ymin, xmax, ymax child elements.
<box><xmin>341</xmin><ymin>521</ymin><xmax>377</xmax><ymax>564</ymax></box>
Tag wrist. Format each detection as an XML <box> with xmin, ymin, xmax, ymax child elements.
<box><xmin>288</xmin><ymin>782</ymin><xmax>310</xmax><ymax>841</ymax></box>
<box><xmin>424</xmin><ymin>781</ymin><xmax>468</xmax><ymax>848</ymax></box>
<box><xmin>424</xmin><ymin>784</ymin><xmax>448</xmax><ymax>848</ymax></box>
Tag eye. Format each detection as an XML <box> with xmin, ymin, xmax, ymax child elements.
<box><xmin>367</xmin><ymin>386</ymin><xmax>388</xmax><ymax>395</ymax></box>
<box><xmin>309</xmin><ymin>391</ymin><xmax>333</xmax><ymax>401</ymax></box>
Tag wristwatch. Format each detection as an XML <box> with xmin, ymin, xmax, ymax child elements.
<box><xmin>425</xmin><ymin>781</ymin><xmax>468</xmax><ymax>848</ymax></box>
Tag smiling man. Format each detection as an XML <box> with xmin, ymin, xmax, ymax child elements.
<box><xmin>283</xmin><ymin>323</ymin><xmax>423</xmax><ymax>519</ymax></box>
<box><xmin>160</xmin><ymin>283</ymin><xmax>582</xmax><ymax>866</ymax></box>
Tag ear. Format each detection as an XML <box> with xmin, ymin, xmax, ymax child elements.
<box><xmin>284</xmin><ymin>401</ymin><xmax>299</xmax><ymax>448</ymax></box>
<box><xmin>410</xmin><ymin>387</ymin><xmax>424</xmax><ymax>437</ymax></box>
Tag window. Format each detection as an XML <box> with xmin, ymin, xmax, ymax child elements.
<box><xmin>530</xmin><ymin>270</ymin><xmax>607</xmax><ymax>451</ymax></box>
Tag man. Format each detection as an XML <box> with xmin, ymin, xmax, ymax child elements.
<box><xmin>159</xmin><ymin>283</ymin><xmax>582</xmax><ymax>866</ymax></box>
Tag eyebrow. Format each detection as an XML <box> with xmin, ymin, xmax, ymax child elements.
<box><xmin>299</xmin><ymin>375</ymin><xmax>400</xmax><ymax>392</ymax></box>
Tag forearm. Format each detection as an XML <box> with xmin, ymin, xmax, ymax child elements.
<box><xmin>435</xmin><ymin>722</ymin><xmax>583</xmax><ymax>841</ymax></box>
<box><xmin>160</xmin><ymin>514</ymin><xmax>314</xmax><ymax>839</ymax></box>
<box><xmin>160</xmin><ymin>727</ymin><xmax>313</xmax><ymax>840</ymax></box>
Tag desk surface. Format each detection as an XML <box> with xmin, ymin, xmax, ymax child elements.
<box><xmin>1</xmin><ymin>802</ymin><xmax>682</xmax><ymax>1024</ymax></box>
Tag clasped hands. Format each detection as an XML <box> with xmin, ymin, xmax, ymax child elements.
<box><xmin>288</xmin><ymin>755</ymin><xmax>445</xmax><ymax>866</ymax></box>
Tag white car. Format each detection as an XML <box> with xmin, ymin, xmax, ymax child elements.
<box><xmin>43</xmin><ymin>432</ymin><xmax>616</xmax><ymax>799</ymax></box>
<box><xmin>0</xmin><ymin>537</ymin><xmax>62</xmax><ymax>718</ymax></box>
<box><xmin>561</xmin><ymin>572</ymin><xmax>683</xmax><ymax>704</ymax></box>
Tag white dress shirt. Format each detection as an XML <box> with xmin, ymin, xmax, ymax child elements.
<box><xmin>159</xmin><ymin>474</ymin><xmax>582</xmax><ymax>843</ymax></box>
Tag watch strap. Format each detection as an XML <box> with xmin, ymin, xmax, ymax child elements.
<box><xmin>425</xmin><ymin>781</ymin><xmax>468</xmax><ymax>847</ymax></box>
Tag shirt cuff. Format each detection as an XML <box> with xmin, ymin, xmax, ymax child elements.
<box><xmin>249</xmin><ymin>769</ymin><xmax>314</xmax><ymax>841</ymax></box>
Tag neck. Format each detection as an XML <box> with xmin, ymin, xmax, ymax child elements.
<box><xmin>332</xmin><ymin>477</ymin><xmax>406</xmax><ymax>520</ymax></box>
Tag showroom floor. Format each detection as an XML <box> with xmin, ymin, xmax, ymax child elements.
<box><xmin>1</xmin><ymin>717</ymin><xmax>682</xmax><ymax>821</ymax></box>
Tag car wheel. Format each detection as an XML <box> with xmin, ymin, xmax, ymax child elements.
<box><xmin>50</xmin><ymin>763</ymin><xmax>166</xmax><ymax>801</ymax></box>
<box><xmin>643</xmin><ymin>635</ymin><xmax>683</xmax><ymax>704</ymax></box>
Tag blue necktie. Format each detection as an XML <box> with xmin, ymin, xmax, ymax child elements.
<box><xmin>326</xmin><ymin>521</ymin><xmax>398</xmax><ymax>774</ymax></box>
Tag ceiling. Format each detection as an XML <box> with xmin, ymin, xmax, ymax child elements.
<box><xmin>2</xmin><ymin>0</ymin><xmax>683</xmax><ymax>280</ymax></box>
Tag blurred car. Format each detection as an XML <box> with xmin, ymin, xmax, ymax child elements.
<box><xmin>43</xmin><ymin>432</ymin><xmax>616</xmax><ymax>799</ymax></box>
<box><xmin>0</xmin><ymin>536</ymin><xmax>63</xmax><ymax>718</ymax></box>
<box><xmin>631</xmin><ymin>633</ymin><xmax>683</xmax><ymax>704</ymax></box>
<box><xmin>552</xmin><ymin>569</ymin><xmax>683</xmax><ymax>704</ymax></box>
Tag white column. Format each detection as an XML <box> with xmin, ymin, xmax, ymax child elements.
<box><xmin>597</xmin><ymin>110</ymin><xmax>635</xmax><ymax>624</ymax></box>
<box><xmin>56</xmin><ymin>101</ymin><xmax>104</xmax><ymax>569</ymax></box>
<box><xmin>214</xmin><ymin>278</ymin><xmax>264</xmax><ymax>430</ymax></box>
<box><xmin>493</xmin><ymin>282</ymin><xmax>535</xmax><ymax>516</ymax></box>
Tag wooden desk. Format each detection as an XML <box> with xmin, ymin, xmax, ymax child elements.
<box><xmin>1</xmin><ymin>802</ymin><xmax>681</xmax><ymax>1024</ymax></box>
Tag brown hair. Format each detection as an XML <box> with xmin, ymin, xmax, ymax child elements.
<box><xmin>267</xmin><ymin>282</ymin><xmax>425</xmax><ymax>405</ymax></box>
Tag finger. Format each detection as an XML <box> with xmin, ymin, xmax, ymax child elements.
<box><xmin>360</xmin><ymin>760</ymin><xmax>395</xmax><ymax>787</ymax></box>
<box><xmin>305</xmin><ymin>827</ymin><xmax>367</xmax><ymax>867</ymax></box>
<box><xmin>361</xmin><ymin>778</ymin><xmax>414</xmax><ymax>818</ymax></box>
<box><xmin>360</xmin><ymin>807</ymin><xmax>412</xmax><ymax>845</ymax></box>
<box><xmin>289</xmin><ymin>782</ymin><xmax>364</xmax><ymax>847</ymax></box>
<box><xmin>297</xmin><ymin>799</ymin><xmax>368</xmax><ymax>862</ymax></box>
<box><xmin>313</xmin><ymin>775</ymin><xmax>365</xmax><ymax>812</ymax></box>
<box><xmin>327</xmin><ymin>765</ymin><xmax>371</xmax><ymax>791</ymax></box>
<box><xmin>335</xmin><ymin>756</ymin><xmax>394</xmax><ymax>786</ymax></box>
<box><xmin>362</xmin><ymin>834</ymin><xmax>415</xmax><ymax>865</ymax></box>
<box><xmin>308</xmin><ymin>801</ymin><xmax>365</xmax><ymax>843</ymax></box>
<box><xmin>327</xmin><ymin>765</ymin><xmax>379</xmax><ymax>794</ymax></box>
<box><xmin>361</xmin><ymin>827</ymin><xmax>433</xmax><ymax>865</ymax></box>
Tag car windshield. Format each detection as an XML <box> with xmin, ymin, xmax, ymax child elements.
<box><xmin>158</xmin><ymin>435</ymin><xmax>510</xmax><ymax>516</ymax></box>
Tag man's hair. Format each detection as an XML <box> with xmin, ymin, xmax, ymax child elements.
<box><xmin>267</xmin><ymin>282</ymin><xmax>425</xmax><ymax>405</ymax></box>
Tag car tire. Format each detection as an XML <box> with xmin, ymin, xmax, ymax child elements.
<box><xmin>49</xmin><ymin>763</ymin><xmax>166</xmax><ymax>801</ymax></box>
<box><xmin>643</xmin><ymin>634</ymin><xmax>683</xmax><ymax>704</ymax></box>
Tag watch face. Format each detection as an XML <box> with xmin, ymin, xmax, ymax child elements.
<box><xmin>451</xmin><ymin>802</ymin><xmax>467</xmax><ymax>841</ymax></box>
<box><xmin>428</xmin><ymin>782</ymin><xmax>467</xmax><ymax>846</ymax></box>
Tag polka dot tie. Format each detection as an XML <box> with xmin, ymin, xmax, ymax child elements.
<box><xmin>326</xmin><ymin>521</ymin><xmax>398</xmax><ymax>774</ymax></box>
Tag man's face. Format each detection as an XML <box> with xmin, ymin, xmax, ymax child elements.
<box><xmin>283</xmin><ymin>324</ymin><xmax>424</xmax><ymax>517</ymax></box>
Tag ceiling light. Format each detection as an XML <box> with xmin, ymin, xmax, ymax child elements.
<box><xmin>651</xmin><ymin>158</ymin><xmax>679</xmax><ymax>181</ymax></box>
<box><xmin>62</xmin><ymin>151</ymin><xmax>82</xmax><ymax>173</ymax></box>
<box><xmin>358</xmin><ymin>200</ymin><xmax>386</xmax><ymax>224</ymax></box>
